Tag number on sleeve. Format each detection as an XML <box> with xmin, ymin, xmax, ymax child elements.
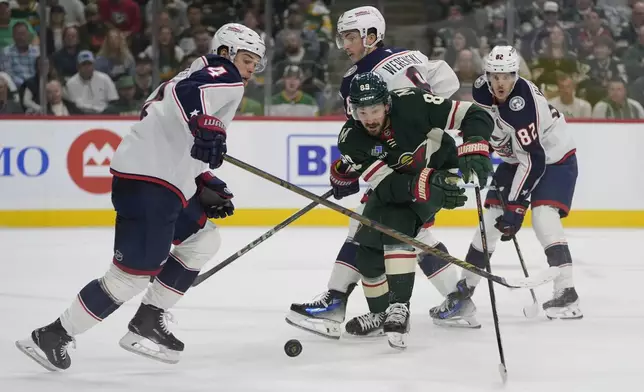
<box><xmin>140</xmin><ymin>81</ymin><xmax>169</xmax><ymax>120</ymax></box>
<box><xmin>423</xmin><ymin>93</ymin><xmax>445</xmax><ymax>105</ymax></box>
<box><xmin>207</xmin><ymin>66</ymin><xmax>228</xmax><ymax>78</ymax></box>
<box><xmin>405</xmin><ymin>67</ymin><xmax>432</xmax><ymax>92</ymax></box>
<box><xmin>516</xmin><ymin>122</ymin><xmax>537</xmax><ymax>146</ymax></box>
<box><xmin>548</xmin><ymin>104</ymin><xmax>561</xmax><ymax>119</ymax></box>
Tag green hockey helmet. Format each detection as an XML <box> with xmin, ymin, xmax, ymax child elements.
<box><xmin>348</xmin><ymin>72</ymin><xmax>391</xmax><ymax>119</ymax></box>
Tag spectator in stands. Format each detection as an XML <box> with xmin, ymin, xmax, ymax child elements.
<box><xmin>0</xmin><ymin>0</ymin><xmax>37</xmax><ymax>51</ymax></box>
<box><xmin>177</xmin><ymin>3</ymin><xmax>215</xmax><ymax>55</ymax></box>
<box><xmin>46</xmin><ymin>5</ymin><xmax>67</xmax><ymax>57</ymax></box>
<box><xmin>143</xmin><ymin>25</ymin><xmax>183</xmax><ymax>81</ymax></box>
<box><xmin>578</xmin><ymin>35</ymin><xmax>628</xmax><ymax>105</ymax></box>
<box><xmin>95</xmin><ymin>29</ymin><xmax>135</xmax><ymax>81</ymax></box>
<box><xmin>42</xmin><ymin>79</ymin><xmax>82</xmax><ymax>116</ymax></box>
<box><xmin>531</xmin><ymin>25</ymin><xmax>580</xmax><ymax>98</ymax></box>
<box><xmin>237</xmin><ymin>95</ymin><xmax>264</xmax><ymax>116</ymax></box>
<box><xmin>616</xmin><ymin>1</ymin><xmax>644</xmax><ymax>51</ymax></box>
<box><xmin>276</xmin><ymin>5</ymin><xmax>320</xmax><ymax>61</ymax></box>
<box><xmin>184</xmin><ymin>27</ymin><xmax>212</xmax><ymax>58</ymax></box>
<box><xmin>592</xmin><ymin>77</ymin><xmax>644</xmax><ymax>118</ymax></box>
<box><xmin>483</xmin><ymin>8</ymin><xmax>522</xmax><ymax>53</ymax></box>
<box><xmin>297</xmin><ymin>0</ymin><xmax>332</xmax><ymax>62</ymax></box>
<box><xmin>548</xmin><ymin>71</ymin><xmax>592</xmax><ymax>117</ymax></box>
<box><xmin>11</xmin><ymin>0</ymin><xmax>39</xmax><ymax>33</ymax></box>
<box><xmin>454</xmin><ymin>48</ymin><xmax>482</xmax><ymax>85</ymax></box>
<box><xmin>98</xmin><ymin>0</ymin><xmax>141</xmax><ymax>39</ymax></box>
<box><xmin>1</xmin><ymin>21</ymin><xmax>38</xmax><ymax>86</ymax></box>
<box><xmin>145</xmin><ymin>0</ymin><xmax>188</xmax><ymax>36</ymax></box>
<box><xmin>64</xmin><ymin>50</ymin><xmax>118</xmax><ymax>113</ymax></box>
<box><xmin>524</xmin><ymin>1</ymin><xmax>574</xmax><ymax>62</ymax></box>
<box><xmin>0</xmin><ymin>69</ymin><xmax>17</xmax><ymax>100</ymax></box>
<box><xmin>442</xmin><ymin>28</ymin><xmax>481</xmax><ymax>71</ymax></box>
<box><xmin>102</xmin><ymin>75</ymin><xmax>139</xmax><ymax>115</ymax></box>
<box><xmin>269</xmin><ymin>65</ymin><xmax>318</xmax><ymax>117</ymax></box>
<box><xmin>57</xmin><ymin>0</ymin><xmax>86</xmax><ymax>26</ymax></box>
<box><xmin>622</xmin><ymin>25</ymin><xmax>644</xmax><ymax>80</ymax></box>
<box><xmin>52</xmin><ymin>25</ymin><xmax>82</xmax><ymax>81</ymax></box>
<box><xmin>575</xmin><ymin>10</ymin><xmax>614</xmax><ymax>59</ymax></box>
<box><xmin>133</xmin><ymin>53</ymin><xmax>152</xmax><ymax>101</ymax></box>
<box><xmin>180</xmin><ymin>53</ymin><xmax>198</xmax><ymax>70</ymax></box>
<box><xmin>20</xmin><ymin>55</ymin><xmax>58</xmax><ymax>113</ymax></box>
<box><xmin>563</xmin><ymin>0</ymin><xmax>605</xmax><ymax>27</ymax></box>
<box><xmin>78</xmin><ymin>3</ymin><xmax>108</xmax><ymax>54</ymax></box>
<box><xmin>0</xmin><ymin>75</ymin><xmax>21</xmax><ymax>113</ymax></box>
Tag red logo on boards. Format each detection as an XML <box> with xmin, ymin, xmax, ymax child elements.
<box><xmin>67</xmin><ymin>129</ymin><xmax>122</xmax><ymax>194</ymax></box>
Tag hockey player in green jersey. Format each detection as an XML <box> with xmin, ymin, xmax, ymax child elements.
<box><xmin>334</xmin><ymin>72</ymin><xmax>494</xmax><ymax>349</ymax></box>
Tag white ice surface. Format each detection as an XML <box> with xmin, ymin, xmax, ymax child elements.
<box><xmin>1</xmin><ymin>227</ymin><xmax>642</xmax><ymax>392</ymax></box>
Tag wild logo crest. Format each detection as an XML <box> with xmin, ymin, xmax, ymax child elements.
<box><xmin>391</xmin><ymin>140</ymin><xmax>429</xmax><ymax>173</ymax></box>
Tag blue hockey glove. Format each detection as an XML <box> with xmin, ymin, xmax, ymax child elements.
<box><xmin>494</xmin><ymin>201</ymin><xmax>529</xmax><ymax>241</ymax></box>
<box><xmin>330</xmin><ymin>158</ymin><xmax>360</xmax><ymax>200</ymax></box>
<box><xmin>189</xmin><ymin>115</ymin><xmax>227</xmax><ymax>169</ymax></box>
<box><xmin>196</xmin><ymin>172</ymin><xmax>234</xmax><ymax>219</ymax></box>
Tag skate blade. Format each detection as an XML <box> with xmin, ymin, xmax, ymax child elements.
<box><xmin>342</xmin><ymin>328</ymin><xmax>385</xmax><ymax>339</ymax></box>
<box><xmin>386</xmin><ymin>332</ymin><xmax>407</xmax><ymax>350</ymax></box>
<box><xmin>545</xmin><ymin>304</ymin><xmax>583</xmax><ymax>320</ymax></box>
<box><xmin>15</xmin><ymin>338</ymin><xmax>61</xmax><ymax>372</ymax></box>
<box><xmin>432</xmin><ymin>316</ymin><xmax>481</xmax><ymax>329</ymax></box>
<box><xmin>118</xmin><ymin>332</ymin><xmax>181</xmax><ymax>364</ymax></box>
<box><xmin>285</xmin><ymin>313</ymin><xmax>341</xmax><ymax>340</ymax></box>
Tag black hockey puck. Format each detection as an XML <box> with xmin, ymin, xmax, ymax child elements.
<box><xmin>284</xmin><ymin>339</ymin><xmax>302</xmax><ymax>357</ymax></box>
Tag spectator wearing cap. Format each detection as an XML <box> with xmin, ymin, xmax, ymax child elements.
<box><xmin>19</xmin><ymin>55</ymin><xmax>58</xmax><ymax>113</ymax></box>
<box><xmin>46</xmin><ymin>5</ymin><xmax>66</xmax><ymax>56</ymax></box>
<box><xmin>95</xmin><ymin>28</ymin><xmax>135</xmax><ymax>81</ymax></box>
<box><xmin>52</xmin><ymin>25</ymin><xmax>82</xmax><ymax>81</ymax></box>
<box><xmin>133</xmin><ymin>53</ymin><xmax>152</xmax><ymax>101</ymax></box>
<box><xmin>270</xmin><ymin>65</ymin><xmax>319</xmax><ymax>117</ymax></box>
<box><xmin>578</xmin><ymin>35</ymin><xmax>629</xmax><ymax>105</ymax></box>
<box><xmin>64</xmin><ymin>50</ymin><xmax>118</xmax><ymax>113</ymax></box>
<box><xmin>0</xmin><ymin>0</ymin><xmax>36</xmax><ymax>51</ymax></box>
<box><xmin>574</xmin><ymin>9</ymin><xmax>614</xmax><ymax>59</ymax></box>
<box><xmin>524</xmin><ymin>1</ymin><xmax>574</xmax><ymax>62</ymax></box>
<box><xmin>102</xmin><ymin>75</ymin><xmax>139</xmax><ymax>115</ymax></box>
<box><xmin>97</xmin><ymin>0</ymin><xmax>141</xmax><ymax>38</ymax></box>
<box><xmin>548</xmin><ymin>71</ymin><xmax>592</xmax><ymax>117</ymax></box>
<box><xmin>78</xmin><ymin>3</ymin><xmax>108</xmax><ymax>54</ymax></box>
<box><xmin>1</xmin><ymin>20</ymin><xmax>38</xmax><ymax>86</ymax></box>
<box><xmin>40</xmin><ymin>79</ymin><xmax>82</xmax><ymax>116</ymax></box>
<box><xmin>0</xmin><ymin>75</ymin><xmax>22</xmax><ymax>113</ymax></box>
<box><xmin>592</xmin><ymin>77</ymin><xmax>644</xmax><ymax>118</ymax></box>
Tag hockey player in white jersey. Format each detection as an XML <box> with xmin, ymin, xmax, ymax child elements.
<box><xmin>430</xmin><ymin>45</ymin><xmax>582</xmax><ymax>325</ymax></box>
<box><xmin>286</xmin><ymin>6</ymin><xmax>494</xmax><ymax>339</ymax></box>
<box><xmin>15</xmin><ymin>24</ymin><xmax>266</xmax><ymax>371</ymax></box>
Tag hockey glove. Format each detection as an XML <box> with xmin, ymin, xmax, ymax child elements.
<box><xmin>196</xmin><ymin>173</ymin><xmax>235</xmax><ymax>219</ymax></box>
<box><xmin>189</xmin><ymin>114</ymin><xmax>227</xmax><ymax>169</ymax></box>
<box><xmin>458</xmin><ymin>136</ymin><xmax>492</xmax><ymax>187</ymax></box>
<box><xmin>411</xmin><ymin>168</ymin><xmax>467</xmax><ymax>209</ymax></box>
<box><xmin>494</xmin><ymin>200</ymin><xmax>530</xmax><ymax>241</ymax></box>
<box><xmin>330</xmin><ymin>158</ymin><xmax>360</xmax><ymax>200</ymax></box>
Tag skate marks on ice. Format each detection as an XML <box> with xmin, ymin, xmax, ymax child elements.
<box><xmin>0</xmin><ymin>228</ymin><xmax>643</xmax><ymax>392</ymax></box>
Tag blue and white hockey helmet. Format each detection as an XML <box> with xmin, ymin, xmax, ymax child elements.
<box><xmin>211</xmin><ymin>23</ymin><xmax>266</xmax><ymax>72</ymax></box>
<box><xmin>336</xmin><ymin>6</ymin><xmax>386</xmax><ymax>49</ymax></box>
<box><xmin>484</xmin><ymin>45</ymin><xmax>520</xmax><ymax>75</ymax></box>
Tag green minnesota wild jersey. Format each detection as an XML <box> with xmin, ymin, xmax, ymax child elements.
<box><xmin>338</xmin><ymin>87</ymin><xmax>493</xmax><ymax>212</ymax></box>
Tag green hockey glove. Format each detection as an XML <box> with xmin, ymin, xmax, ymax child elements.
<box><xmin>458</xmin><ymin>136</ymin><xmax>493</xmax><ymax>187</ymax></box>
<box><xmin>411</xmin><ymin>169</ymin><xmax>467</xmax><ymax>209</ymax></box>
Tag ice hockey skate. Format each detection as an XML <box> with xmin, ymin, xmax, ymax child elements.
<box><xmin>15</xmin><ymin>318</ymin><xmax>75</xmax><ymax>371</ymax></box>
<box><xmin>344</xmin><ymin>311</ymin><xmax>386</xmax><ymax>338</ymax></box>
<box><xmin>429</xmin><ymin>279</ymin><xmax>480</xmax><ymax>328</ymax></box>
<box><xmin>383</xmin><ymin>303</ymin><xmax>410</xmax><ymax>350</ymax></box>
<box><xmin>119</xmin><ymin>304</ymin><xmax>184</xmax><ymax>364</ymax></box>
<box><xmin>286</xmin><ymin>288</ymin><xmax>352</xmax><ymax>339</ymax></box>
<box><xmin>543</xmin><ymin>287</ymin><xmax>583</xmax><ymax>320</ymax></box>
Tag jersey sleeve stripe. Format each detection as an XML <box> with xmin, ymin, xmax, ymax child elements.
<box><xmin>447</xmin><ymin>101</ymin><xmax>472</xmax><ymax>129</ymax></box>
<box><xmin>362</xmin><ymin>160</ymin><xmax>394</xmax><ymax>188</ymax></box>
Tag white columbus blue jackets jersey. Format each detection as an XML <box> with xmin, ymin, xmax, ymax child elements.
<box><xmin>472</xmin><ymin>76</ymin><xmax>576</xmax><ymax>203</ymax></box>
<box><xmin>340</xmin><ymin>47</ymin><xmax>459</xmax><ymax>116</ymax></box>
<box><xmin>110</xmin><ymin>55</ymin><xmax>244</xmax><ymax>206</ymax></box>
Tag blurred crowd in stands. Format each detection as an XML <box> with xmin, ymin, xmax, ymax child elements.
<box><xmin>0</xmin><ymin>0</ymin><xmax>643</xmax><ymax>119</ymax></box>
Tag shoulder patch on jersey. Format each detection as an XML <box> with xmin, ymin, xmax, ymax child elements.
<box><xmin>474</xmin><ymin>76</ymin><xmax>486</xmax><ymax>89</ymax></box>
<box><xmin>509</xmin><ymin>96</ymin><xmax>525</xmax><ymax>111</ymax></box>
<box><xmin>344</xmin><ymin>65</ymin><xmax>358</xmax><ymax>78</ymax></box>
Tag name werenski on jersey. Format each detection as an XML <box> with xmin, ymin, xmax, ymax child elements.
<box><xmin>381</xmin><ymin>53</ymin><xmax>424</xmax><ymax>75</ymax></box>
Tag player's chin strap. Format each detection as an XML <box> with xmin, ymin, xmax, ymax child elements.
<box><xmin>191</xmin><ymin>189</ymin><xmax>334</xmax><ymax>287</ymax></box>
<box><xmin>221</xmin><ymin>154</ymin><xmax>559</xmax><ymax>290</ymax></box>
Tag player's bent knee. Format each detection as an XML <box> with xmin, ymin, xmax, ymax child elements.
<box><xmin>415</xmin><ymin>227</ymin><xmax>439</xmax><ymax>248</ymax></box>
<box><xmin>101</xmin><ymin>264</ymin><xmax>150</xmax><ymax>303</ymax></box>
<box><xmin>172</xmin><ymin>221</ymin><xmax>221</xmax><ymax>270</ymax></box>
<box><xmin>532</xmin><ymin>205</ymin><xmax>566</xmax><ymax>248</ymax></box>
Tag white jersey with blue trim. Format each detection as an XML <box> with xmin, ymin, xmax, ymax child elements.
<box><xmin>110</xmin><ymin>55</ymin><xmax>244</xmax><ymax>204</ymax></box>
<box><xmin>340</xmin><ymin>47</ymin><xmax>459</xmax><ymax>116</ymax></box>
<box><xmin>472</xmin><ymin>76</ymin><xmax>576</xmax><ymax>203</ymax></box>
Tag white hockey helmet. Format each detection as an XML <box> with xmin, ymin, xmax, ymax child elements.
<box><xmin>211</xmin><ymin>23</ymin><xmax>266</xmax><ymax>72</ymax></box>
<box><xmin>335</xmin><ymin>6</ymin><xmax>386</xmax><ymax>49</ymax></box>
<box><xmin>484</xmin><ymin>45</ymin><xmax>520</xmax><ymax>75</ymax></box>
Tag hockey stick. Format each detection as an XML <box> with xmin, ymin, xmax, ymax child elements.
<box><xmin>192</xmin><ymin>189</ymin><xmax>334</xmax><ymax>287</ymax></box>
<box><xmin>493</xmin><ymin>181</ymin><xmax>540</xmax><ymax>318</ymax></box>
<box><xmin>223</xmin><ymin>154</ymin><xmax>558</xmax><ymax>289</ymax></box>
<box><xmin>472</xmin><ymin>175</ymin><xmax>508</xmax><ymax>384</ymax></box>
